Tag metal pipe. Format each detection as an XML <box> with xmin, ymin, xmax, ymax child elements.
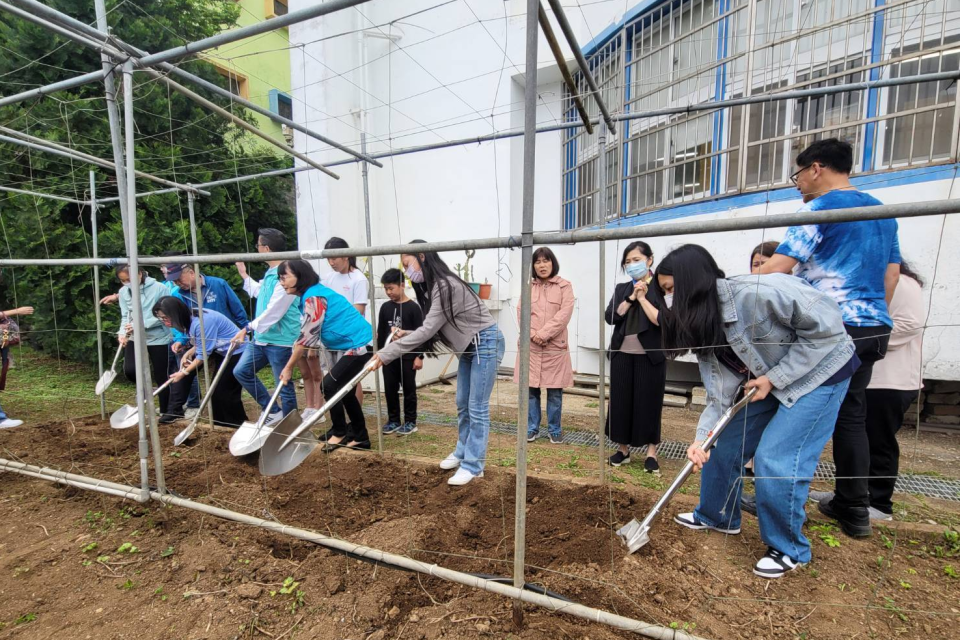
<box><xmin>544</xmin><ymin>0</ymin><xmax>617</xmax><ymax>134</ymax></box>
<box><xmin>95</xmin><ymin>0</ymin><xmax>129</xmax><ymax>241</ymax></box>
<box><xmin>360</xmin><ymin>133</ymin><xmax>384</xmax><ymax>455</ymax></box>
<box><xmin>0</xmin><ymin>458</ymin><xmax>140</xmax><ymax>492</ymax></box>
<box><xmin>187</xmin><ymin>192</ymin><xmax>213</xmax><ymax>428</ymax></box>
<box><xmin>137</xmin><ymin>68</ymin><xmax>339</xmax><ymax>181</ymax></box>
<box><xmin>5</xmin><ymin>0</ymin><xmax>381</xmax><ymax>168</ymax></box>
<box><xmin>91</xmin><ymin>171</ymin><xmax>106</xmax><ymax>420</ymax></box>
<box><xmin>513</xmin><ymin>0</ymin><xmax>540</xmax><ymax>626</ymax></box>
<box><xmin>596</xmin><ymin>123</ymin><xmax>607</xmax><ymax>483</ymax></box>
<box><xmin>0</xmin><ymin>127</ymin><xmax>209</xmax><ymax>196</ymax></box>
<box><xmin>538</xmin><ymin>2</ymin><xmax>593</xmax><ymax>134</ymax></box>
<box><xmin>0</xmin><ymin>0</ymin><xmax>105</xmax><ymax>50</ymax></box>
<box><xmin>0</xmin><ymin>68</ymin><xmax>106</xmax><ymax>109</ymax></box>
<box><xmin>0</xmin><ymin>462</ymin><xmax>147</xmax><ymax>501</ymax></box>
<box><xmin>0</xmin><ymin>185</ymin><xmax>84</xmax><ymax>204</ymax></box>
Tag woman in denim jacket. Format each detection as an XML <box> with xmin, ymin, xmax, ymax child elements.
<box><xmin>654</xmin><ymin>245</ymin><xmax>856</xmax><ymax>579</ymax></box>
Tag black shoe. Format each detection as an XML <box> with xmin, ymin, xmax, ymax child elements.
<box><xmin>608</xmin><ymin>451</ymin><xmax>631</xmax><ymax>467</ymax></box>
<box><xmin>319</xmin><ymin>424</ymin><xmax>347</xmax><ymax>442</ymax></box>
<box><xmin>345</xmin><ymin>440</ymin><xmax>371</xmax><ymax>450</ymax></box>
<box><xmin>740</xmin><ymin>493</ymin><xmax>758</xmax><ymax>517</ymax></box>
<box><xmin>321</xmin><ymin>441</ymin><xmax>343</xmax><ymax>453</ymax></box>
<box><xmin>753</xmin><ymin>547</ymin><xmax>801</xmax><ymax>579</ymax></box>
<box><xmin>817</xmin><ymin>498</ymin><xmax>871</xmax><ymax>538</ymax></box>
<box><xmin>643</xmin><ymin>457</ymin><xmax>660</xmax><ymax>474</ymax></box>
<box><xmin>159</xmin><ymin>413</ymin><xmax>180</xmax><ymax>424</ymax></box>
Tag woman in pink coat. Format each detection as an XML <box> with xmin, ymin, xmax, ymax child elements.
<box><xmin>515</xmin><ymin>247</ymin><xmax>574</xmax><ymax>443</ymax></box>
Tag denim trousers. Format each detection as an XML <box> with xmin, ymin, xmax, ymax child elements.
<box><xmin>233</xmin><ymin>343</ymin><xmax>298</xmax><ymax>416</ymax></box>
<box><xmin>527</xmin><ymin>388</ymin><xmax>563</xmax><ymax>438</ymax></box>
<box><xmin>693</xmin><ymin>379</ymin><xmax>850</xmax><ymax>563</ymax></box>
<box><xmin>453</xmin><ymin>326</ymin><xmax>505</xmax><ymax>475</ymax></box>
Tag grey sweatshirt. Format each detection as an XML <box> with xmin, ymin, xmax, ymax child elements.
<box><xmin>377</xmin><ymin>277</ymin><xmax>495</xmax><ymax>364</ymax></box>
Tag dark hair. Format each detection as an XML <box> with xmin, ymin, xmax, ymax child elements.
<box><xmin>531</xmin><ymin>247</ymin><xmax>559</xmax><ymax>278</ymax></box>
<box><xmin>380</xmin><ymin>268</ymin><xmax>404</xmax><ymax>287</ymax></box>
<box><xmin>324</xmin><ymin>236</ymin><xmax>357</xmax><ymax>270</ymax></box>
<box><xmin>115</xmin><ymin>264</ymin><xmax>143</xmax><ymax>281</ymax></box>
<box><xmin>258</xmin><ymin>228</ymin><xmax>286</xmax><ymax>252</ymax></box>
<box><xmin>796</xmin><ymin>138</ymin><xmax>853</xmax><ymax>174</ymax></box>
<box><xmin>750</xmin><ymin>241</ymin><xmax>780</xmax><ymax>267</ymax></box>
<box><xmin>899</xmin><ymin>259</ymin><xmax>924</xmax><ymax>288</ymax></box>
<box><xmin>402</xmin><ymin>239</ymin><xmax>478</xmax><ymax>356</ymax></box>
<box><xmin>620</xmin><ymin>241</ymin><xmax>653</xmax><ymax>271</ymax></box>
<box><xmin>277</xmin><ymin>259</ymin><xmax>320</xmax><ymax>296</ymax></box>
<box><xmin>654</xmin><ymin>244</ymin><xmax>728</xmax><ymax>358</ymax></box>
<box><xmin>152</xmin><ymin>296</ymin><xmax>193</xmax><ymax>334</ymax></box>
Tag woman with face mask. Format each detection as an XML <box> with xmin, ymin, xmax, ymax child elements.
<box><xmin>604</xmin><ymin>241</ymin><xmax>666</xmax><ymax>472</ymax></box>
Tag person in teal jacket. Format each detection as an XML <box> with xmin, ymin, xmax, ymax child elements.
<box><xmin>116</xmin><ymin>264</ymin><xmax>173</xmax><ymax>414</ymax></box>
<box><xmin>277</xmin><ymin>259</ymin><xmax>372</xmax><ymax>451</ymax></box>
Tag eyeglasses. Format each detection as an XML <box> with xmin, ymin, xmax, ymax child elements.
<box><xmin>789</xmin><ymin>163</ymin><xmax>816</xmax><ymax>186</ymax></box>
<box><xmin>277</xmin><ymin>273</ymin><xmax>292</xmax><ymax>281</ymax></box>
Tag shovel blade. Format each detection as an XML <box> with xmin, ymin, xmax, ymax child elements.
<box><xmin>616</xmin><ymin>518</ymin><xmax>651</xmax><ymax>554</ymax></box>
<box><xmin>229</xmin><ymin>419</ymin><xmax>275</xmax><ymax>457</ymax></box>
<box><xmin>95</xmin><ymin>370</ymin><xmax>117</xmax><ymax>396</ymax></box>
<box><xmin>259</xmin><ymin>412</ymin><xmax>317</xmax><ymax>476</ymax></box>
<box><xmin>173</xmin><ymin>418</ymin><xmax>199</xmax><ymax>447</ymax></box>
<box><xmin>109</xmin><ymin>404</ymin><xmax>139</xmax><ymax>430</ymax></box>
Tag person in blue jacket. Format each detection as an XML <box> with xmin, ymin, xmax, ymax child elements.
<box><xmin>158</xmin><ymin>264</ymin><xmax>200</xmax><ymax>419</ymax></box>
<box><xmin>164</xmin><ymin>262</ymin><xmax>248</xmax><ymax>328</ymax></box>
<box><xmin>277</xmin><ymin>259</ymin><xmax>373</xmax><ymax>452</ymax></box>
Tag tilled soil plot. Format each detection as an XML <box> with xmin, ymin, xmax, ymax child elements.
<box><xmin>1</xmin><ymin>416</ymin><xmax>959</xmax><ymax>639</ymax></box>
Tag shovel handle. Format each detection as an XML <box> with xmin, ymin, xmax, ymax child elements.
<box><xmin>192</xmin><ymin>341</ymin><xmax>239</xmax><ymax>417</ymax></box>
<box><xmin>109</xmin><ymin>342</ymin><xmax>124</xmax><ymax>371</ymax></box>
<box><xmin>254</xmin><ymin>380</ymin><xmax>286</xmax><ymax>431</ymax></box>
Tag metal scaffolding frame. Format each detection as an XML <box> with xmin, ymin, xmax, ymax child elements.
<box><xmin>1</xmin><ymin>1</ymin><xmax>958</xmax><ymax>637</ymax></box>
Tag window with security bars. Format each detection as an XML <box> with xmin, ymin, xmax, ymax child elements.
<box><xmin>560</xmin><ymin>0</ymin><xmax>960</xmax><ymax>229</ymax></box>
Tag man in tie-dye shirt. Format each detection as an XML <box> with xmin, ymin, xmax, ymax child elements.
<box><xmin>759</xmin><ymin>138</ymin><xmax>901</xmax><ymax>541</ymax></box>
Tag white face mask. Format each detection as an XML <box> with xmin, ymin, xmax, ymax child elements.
<box><xmin>663</xmin><ymin>292</ymin><xmax>674</xmax><ymax>309</ymax></box>
<box><xmin>405</xmin><ymin>264</ymin><xmax>424</xmax><ymax>284</ymax></box>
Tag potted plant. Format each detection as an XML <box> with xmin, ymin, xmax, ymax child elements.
<box><xmin>458</xmin><ymin>250</ymin><xmax>482</xmax><ymax>295</ymax></box>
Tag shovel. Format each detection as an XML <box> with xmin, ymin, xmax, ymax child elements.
<box><xmin>109</xmin><ymin>377</ymin><xmax>175</xmax><ymax>430</ymax></box>
<box><xmin>96</xmin><ymin>339</ymin><xmax>127</xmax><ymax>396</ymax></box>
<box><xmin>229</xmin><ymin>380</ymin><xmax>286</xmax><ymax>457</ymax></box>
<box><xmin>174</xmin><ymin>341</ymin><xmax>239</xmax><ymax>446</ymax></box>
<box><xmin>616</xmin><ymin>386</ymin><xmax>758</xmax><ymax>554</ymax></box>
<box><xmin>259</xmin><ymin>361</ymin><xmax>377</xmax><ymax>476</ymax></box>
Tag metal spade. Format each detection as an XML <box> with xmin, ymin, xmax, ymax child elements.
<box><xmin>109</xmin><ymin>377</ymin><xmax>175</xmax><ymax>430</ymax></box>
<box><xmin>229</xmin><ymin>380</ymin><xmax>286</xmax><ymax>457</ymax></box>
<box><xmin>616</xmin><ymin>387</ymin><xmax>758</xmax><ymax>554</ymax></box>
<box><xmin>173</xmin><ymin>341</ymin><xmax>238</xmax><ymax>446</ymax></box>
<box><xmin>95</xmin><ymin>340</ymin><xmax>125</xmax><ymax>396</ymax></box>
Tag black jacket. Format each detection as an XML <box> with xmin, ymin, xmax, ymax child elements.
<box><xmin>604</xmin><ymin>281</ymin><xmax>665</xmax><ymax>365</ymax></box>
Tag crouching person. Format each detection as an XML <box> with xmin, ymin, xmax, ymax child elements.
<box><xmin>656</xmin><ymin>245</ymin><xmax>857</xmax><ymax>579</ymax></box>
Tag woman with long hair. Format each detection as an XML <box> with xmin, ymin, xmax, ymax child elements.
<box><xmin>656</xmin><ymin>244</ymin><xmax>856</xmax><ymax>579</ymax></box>
<box><xmin>321</xmin><ymin>237</ymin><xmax>370</xmax><ymax>410</ymax></box>
<box><xmin>278</xmin><ymin>259</ymin><xmax>373</xmax><ymax>451</ymax></box>
<box><xmin>516</xmin><ymin>247</ymin><xmax>574</xmax><ymax>444</ymax></box>
<box><xmin>604</xmin><ymin>241</ymin><xmax>666</xmax><ymax>472</ymax></box>
<box><xmin>370</xmin><ymin>241</ymin><xmax>505</xmax><ymax>486</ymax></box>
<box><xmin>153</xmin><ymin>296</ymin><xmax>248</xmax><ymax>428</ymax></box>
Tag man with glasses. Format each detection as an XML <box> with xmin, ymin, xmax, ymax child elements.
<box><xmin>758</xmin><ymin>138</ymin><xmax>901</xmax><ymax>540</ymax></box>
<box><xmin>231</xmin><ymin>228</ymin><xmax>300</xmax><ymax>424</ymax></box>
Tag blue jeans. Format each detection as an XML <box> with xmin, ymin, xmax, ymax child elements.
<box><xmin>528</xmin><ymin>388</ymin><xmax>562</xmax><ymax>438</ymax></box>
<box><xmin>168</xmin><ymin>346</ymin><xmax>200</xmax><ymax>409</ymax></box>
<box><xmin>233</xmin><ymin>343</ymin><xmax>298</xmax><ymax>416</ymax></box>
<box><xmin>694</xmin><ymin>380</ymin><xmax>850</xmax><ymax>564</ymax></box>
<box><xmin>453</xmin><ymin>326</ymin><xmax>505</xmax><ymax>475</ymax></box>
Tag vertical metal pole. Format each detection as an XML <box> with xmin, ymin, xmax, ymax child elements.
<box><xmin>122</xmin><ymin>60</ymin><xmax>167</xmax><ymax>495</ymax></box>
<box><xmin>94</xmin><ymin>0</ymin><xmax>128</xmax><ymax>240</ymax></box>
<box><xmin>737</xmin><ymin>0</ymin><xmax>758</xmax><ymax>192</ymax></box>
<box><xmin>187</xmin><ymin>192</ymin><xmax>213</xmax><ymax>427</ymax></box>
<box><xmin>90</xmin><ymin>170</ymin><xmax>106</xmax><ymax>420</ymax></box>
<box><xmin>361</xmin><ymin>132</ymin><xmax>384</xmax><ymax>455</ymax></box>
<box><xmin>596</xmin><ymin>123</ymin><xmax>607</xmax><ymax>483</ymax></box>
<box><xmin>513</xmin><ymin>0</ymin><xmax>539</xmax><ymax>628</ymax></box>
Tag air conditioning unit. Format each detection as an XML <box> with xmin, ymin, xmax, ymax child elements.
<box><xmin>282</xmin><ymin>124</ymin><xmax>293</xmax><ymax>144</ymax></box>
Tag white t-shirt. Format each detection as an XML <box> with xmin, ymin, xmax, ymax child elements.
<box><xmin>321</xmin><ymin>269</ymin><xmax>369</xmax><ymax>310</ymax></box>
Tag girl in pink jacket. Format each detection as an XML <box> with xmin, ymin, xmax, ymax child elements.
<box><xmin>515</xmin><ymin>247</ymin><xmax>574</xmax><ymax>443</ymax></box>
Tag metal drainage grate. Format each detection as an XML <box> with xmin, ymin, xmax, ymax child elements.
<box><xmin>364</xmin><ymin>408</ymin><xmax>960</xmax><ymax>502</ymax></box>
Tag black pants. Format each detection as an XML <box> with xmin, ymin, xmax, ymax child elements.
<box><xmin>865</xmin><ymin>388</ymin><xmax>916</xmax><ymax>514</ymax></box>
<box><xmin>168</xmin><ymin>352</ymin><xmax>248</xmax><ymax>428</ymax></box>
<box><xmin>832</xmin><ymin>324</ymin><xmax>890</xmax><ymax>513</ymax></box>
<box><xmin>322</xmin><ymin>352</ymin><xmax>372</xmax><ymax>443</ymax></box>
<box><xmin>383</xmin><ymin>357</ymin><xmax>417</xmax><ymax>424</ymax></box>
<box><xmin>123</xmin><ymin>342</ymin><xmax>170</xmax><ymax>414</ymax></box>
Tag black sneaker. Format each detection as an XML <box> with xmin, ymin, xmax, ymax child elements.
<box><xmin>320</xmin><ymin>424</ymin><xmax>349</xmax><ymax>442</ymax></box>
<box><xmin>159</xmin><ymin>413</ymin><xmax>180</xmax><ymax>424</ymax></box>
<box><xmin>740</xmin><ymin>493</ymin><xmax>758</xmax><ymax>517</ymax></box>
<box><xmin>608</xmin><ymin>451</ymin><xmax>631</xmax><ymax>467</ymax></box>
<box><xmin>643</xmin><ymin>457</ymin><xmax>660</xmax><ymax>474</ymax></box>
<box><xmin>753</xmin><ymin>547</ymin><xmax>801</xmax><ymax>579</ymax></box>
<box><xmin>817</xmin><ymin>498</ymin><xmax>871</xmax><ymax>538</ymax></box>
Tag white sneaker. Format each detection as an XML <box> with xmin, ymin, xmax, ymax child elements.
<box><xmin>808</xmin><ymin>490</ymin><xmax>834</xmax><ymax>504</ymax></box>
<box><xmin>301</xmin><ymin>408</ymin><xmax>316</xmax><ymax>421</ymax></box>
<box><xmin>263</xmin><ymin>412</ymin><xmax>283</xmax><ymax>428</ymax></box>
<box><xmin>0</xmin><ymin>418</ymin><xmax>23</xmax><ymax>429</ymax></box>
<box><xmin>439</xmin><ymin>453</ymin><xmax>461</xmax><ymax>470</ymax></box>
<box><xmin>448</xmin><ymin>467</ymin><xmax>482</xmax><ymax>486</ymax></box>
<box><xmin>184</xmin><ymin>407</ymin><xmax>199</xmax><ymax>419</ymax></box>
<box><xmin>868</xmin><ymin>506</ymin><xmax>894</xmax><ymax>522</ymax></box>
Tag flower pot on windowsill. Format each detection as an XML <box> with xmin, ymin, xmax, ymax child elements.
<box><xmin>468</xmin><ymin>282</ymin><xmax>481</xmax><ymax>295</ymax></box>
<box><xmin>478</xmin><ymin>283</ymin><xmax>492</xmax><ymax>300</ymax></box>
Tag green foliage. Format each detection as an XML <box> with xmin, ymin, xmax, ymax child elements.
<box><xmin>14</xmin><ymin>613</ymin><xmax>36</xmax><ymax>625</ymax></box>
<box><xmin>0</xmin><ymin>0</ymin><xmax>296</xmax><ymax>364</ymax></box>
<box><xmin>80</xmin><ymin>542</ymin><xmax>98</xmax><ymax>553</ymax></box>
<box><xmin>116</xmin><ymin>542</ymin><xmax>139</xmax><ymax>554</ymax></box>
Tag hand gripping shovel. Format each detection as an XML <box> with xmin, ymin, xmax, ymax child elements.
<box><xmin>109</xmin><ymin>377</ymin><xmax>175</xmax><ymax>430</ymax></box>
<box><xmin>259</xmin><ymin>361</ymin><xmax>377</xmax><ymax>476</ymax></box>
<box><xmin>229</xmin><ymin>380</ymin><xmax>286</xmax><ymax>457</ymax></box>
<box><xmin>616</xmin><ymin>386</ymin><xmax>758</xmax><ymax>554</ymax></box>
<box><xmin>96</xmin><ymin>337</ymin><xmax>128</xmax><ymax>396</ymax></box>
<box><xmin>174</xmin><ymin>341</ymin><xmax>239</xmax><ymax>446</ymax></box>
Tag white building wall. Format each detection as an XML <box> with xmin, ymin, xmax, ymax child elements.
<box><xmin>289</xmin><ymin>0</ymin><xmax>960</xmax><ymax>383</ymax></box>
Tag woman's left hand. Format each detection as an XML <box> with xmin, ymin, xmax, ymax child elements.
<box><xmin>14</xmin><ymin>306</ymin><xmax>34</xmax><ymax>316</ymax></box>
<box><xmin>279</xmin><ymin>365</ymin><xmax>294</xmax><ymax>384</ymax></box>
<box><xmin>368</xmin><ymin>354</ymin><xmax>383</xmax><ymax>371</ymax></box>
<box><xmin>744</xmin><ymin>375</ymin><xmax>773</xmax><ymax>401</ymax></box>
<box><xmin>686</xmin><ymin>440</ymin><xmax>709</xmax><ymax>471</ymax></box>
<box><xmin>169</xmin><ymin>370</ymin><xmax>186</xmax><ymax>384</ymax></box>
<box><xmin>412</xmin><ymin>357</ymin><xmax>423</xmax><ymax>371</ymax></box>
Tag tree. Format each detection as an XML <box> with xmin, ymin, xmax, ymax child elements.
<box><xmin>0</xmin><ymin>0</ymin><xmax>297</xmax><ymax>363</ymax></box>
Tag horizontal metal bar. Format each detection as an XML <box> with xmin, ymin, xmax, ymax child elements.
<box><xmin>137</xmin><ymin>0</ymin><xmax>375</xmax><ymax>68</ymax></box>
<box><xmin>0</xmin><ymin>184</ymin><xmax>85</xmax><ymax>204</ymax></box>
<box><xmin>0</xmin><ymin>458</ymin><xmax>148</xmax><ymax>502</ymax></box>
<box><xmin>5</xmin><ymin>0</ymin><xmax>381</xmax><ymax>167</ymax></box>
<box><xmin>0</xmin><ymin>68</ymin><xmax>106</xmax><ymax>108</ymax></box>
<box><xmin>2</xmin><ymin>198</ymin><xmax>958</xmax><ymax>267</ymax></box>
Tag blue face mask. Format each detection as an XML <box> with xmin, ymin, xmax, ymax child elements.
<box><xmin>625</xmin><ymin>261</ymin><xmax>649</xmax><ymax>281</ymax></box>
